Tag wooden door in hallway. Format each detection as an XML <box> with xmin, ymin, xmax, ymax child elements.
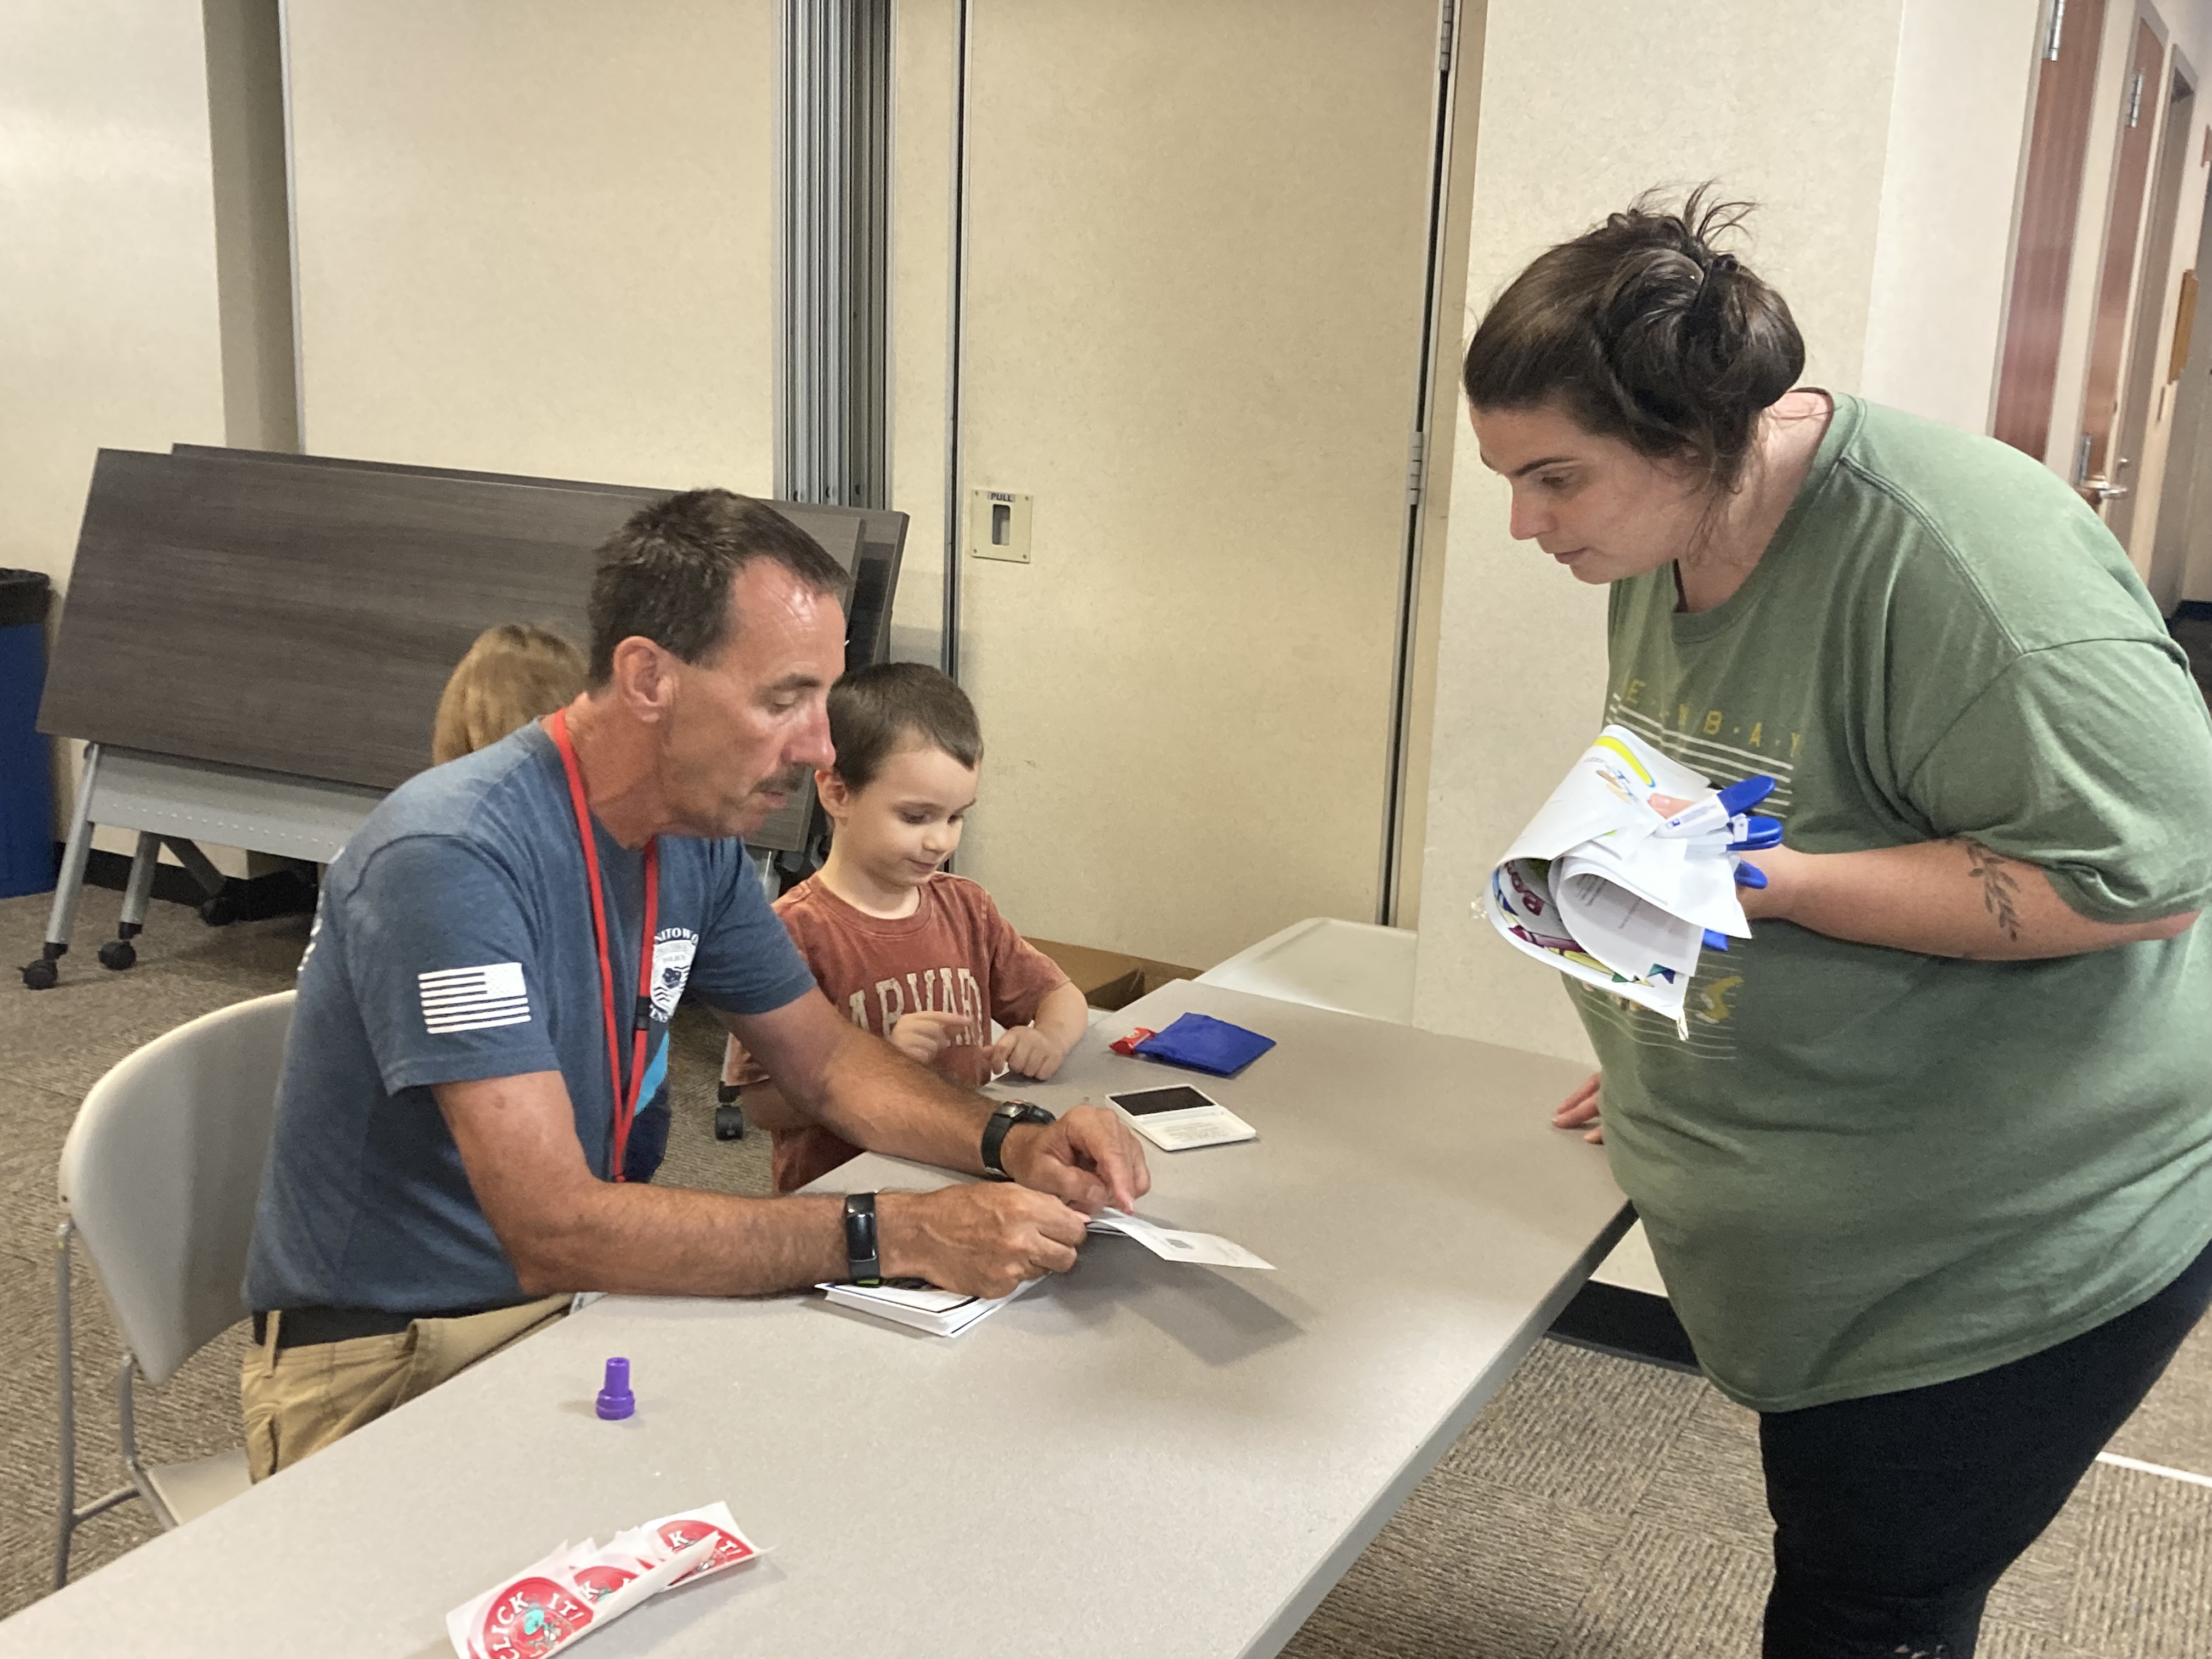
<box><xmin>1995</xmin><ymin>0</ymin><xmax>2108</xmax><ymax>458</ymax></box>
<box><xmin>2106</xmin><ymin>60</ymin><xmax>2195</xmax><ymax>550</ymax></box>
<box><xmin>2076</xmin><ymin>12</ymin><xmax>2168</xmax><ymax>506</ymax></box>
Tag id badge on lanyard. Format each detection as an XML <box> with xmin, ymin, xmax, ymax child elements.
<box><xmin>548</xmin><ymin>709</ymin><xmax>659</xmax><ymax>1181</ymax></box>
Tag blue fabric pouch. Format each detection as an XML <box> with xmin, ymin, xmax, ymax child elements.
<box><xmin>1130</xmin><ymin>1012</ymin><xmax>1276</xmax><ymax>1077</ymax></box>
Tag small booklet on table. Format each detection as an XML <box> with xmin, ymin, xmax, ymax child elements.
<box><xmin>819</xmin><ymin>1211</ymin><xmax>1273</xmax><ymax>1336</ymax></box>
<box><xmin>819</xmin><ymin>1276</ymin><xmax>1036</xmax><ymax>1337</ymax></box>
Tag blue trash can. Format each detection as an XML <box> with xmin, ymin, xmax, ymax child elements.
<box><xmin>0</xmin><ymin>568</ymin><xmax>57</xmax><ymax>900</ymax></box>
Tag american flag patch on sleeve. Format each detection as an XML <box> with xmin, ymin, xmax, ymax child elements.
<box><xmin>417</xmin><ymin>962</ymin><xmax>532</xmax><ymax>1034</ymax></box>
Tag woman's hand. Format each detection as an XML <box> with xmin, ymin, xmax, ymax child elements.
<box><xmin>1732</xmin><ymin>843</ymin><xmax>1811</xmax><ymax>919</ymax></box>
<box><xmin>1554</xmin><ymin>1070</ymin><xmax>1604</xmax><ymax>1143</ymax></box>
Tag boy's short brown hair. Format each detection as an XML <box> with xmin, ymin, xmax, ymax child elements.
<box><xmin>432</xmin><ymin>624</ymin><xmax>588</xmax><ymax>765</ymax></box>
<box><xmin>829</xmin><ymin>662</ymin><xmax>981</xmax><ymax>790</ymax></box>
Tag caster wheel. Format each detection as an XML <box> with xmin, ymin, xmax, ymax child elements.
<box><xmin>97</xmin><ymin>939</ymin><xmax>137</xmax><ymax>971</ymax></box>
<box><xmin>714</xmin><ymin>1103</ymin><xmax>748</xmax><ymax>1142</ymax></box>
<box><xmin>21</xmin><ymin>958</ymin><xmax>58</xmax><ymax>990</ymax></box>
<box><xmin>199</xmin><ymin>894</ymin><xmax>239</xmax><ymax>927</ymax></box>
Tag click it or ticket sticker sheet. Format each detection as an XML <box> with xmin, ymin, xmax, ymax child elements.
<box><xmin>444</xmin><ymin>1503</ymin><xmax>760</xmax><ymax>1658</ymax></box>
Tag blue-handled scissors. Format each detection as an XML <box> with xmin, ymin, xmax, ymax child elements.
<box><xmin>1729</xmin><ymin>814</ymin><xmax>1784</xmax><ymax>851</ymax></box>
<box><xmin>1705</xmin><ymin>812</ymin><xmax>1785</xmax><ymax>949</ymax></box>
<box><xmin>1656</xmin><ymin>774</ymin><xmax>1779</xmax><ymax>838</ymax></box>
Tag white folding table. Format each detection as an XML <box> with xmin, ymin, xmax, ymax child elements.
<box><xmin>1201</xmin><ymin>916</ymin><xmax>1667</xmax><ymax>1297</ymax></box>
<box><xmin>0</xmin><ymin>979</ymin><xmax>1627</xmax><ymax>1658</ymax></box>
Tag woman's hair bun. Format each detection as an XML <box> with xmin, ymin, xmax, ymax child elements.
<box><xmin>1464</xmin><ymin>185</ymin><xmax>1804</xmax><ymax>491</ymax></box>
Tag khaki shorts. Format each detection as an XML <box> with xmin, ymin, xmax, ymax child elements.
<box><xmin>240</xmin><ymin>1295</ymin><xmax>569</xmax><ymax>1481</ymax></box>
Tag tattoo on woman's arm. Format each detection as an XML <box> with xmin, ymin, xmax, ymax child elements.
<box><xmin>1964</xmin><ymin>842</ymin><xmax>2023</xmax><ymax>940</ymax></box>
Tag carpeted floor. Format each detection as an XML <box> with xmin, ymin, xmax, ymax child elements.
<box><xmin>2</xmin><ymin>885</ymin><xmax>2208</xmax><ymax>1654</ymax></box>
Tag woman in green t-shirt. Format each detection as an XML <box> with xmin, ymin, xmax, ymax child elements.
<box><xmin>1462</xmin><ymin>191</ymin><xmax>2212</xmax><ymax>1658</ymax></box>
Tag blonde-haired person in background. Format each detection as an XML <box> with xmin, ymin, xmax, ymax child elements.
<box><xmin>431</xmin><ymin>624</ymin><xmax>589</xmax><ymax>765</ymax></box>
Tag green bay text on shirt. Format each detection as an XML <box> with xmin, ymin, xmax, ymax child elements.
<box><xmin>1578</xmin><ymin>394</ymin><xmax>2212</xmax><ymax>1413</ymax></box>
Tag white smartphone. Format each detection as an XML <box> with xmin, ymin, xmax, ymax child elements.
<box><xmin>1108</xmin><ymin>1084</ymin><xmax>1258</xmax><ymax>1151</ymax></box>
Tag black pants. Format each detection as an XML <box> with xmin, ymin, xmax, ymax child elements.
<box><xmin>1759</xmin><ymin>1237</ymin><xmax>2212</xmax><ymax>1659</ymax></box>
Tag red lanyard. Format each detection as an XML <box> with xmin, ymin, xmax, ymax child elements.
<box><xmin>548</xmin><ymin>709</ymin><xmax>659</xmax><ymax>1182</ymax></box>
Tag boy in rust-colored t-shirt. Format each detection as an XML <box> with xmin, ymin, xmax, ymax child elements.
<box><xmin>724</xmin><ymin>663</ymin><xmax>1087</xmax><ymax>1193</ymax></box>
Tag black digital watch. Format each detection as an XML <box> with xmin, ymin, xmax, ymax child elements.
<box><xmin>981</xmin><ymin>1100</ymin><xmax>1057</xmax><ymax>1180</ymax></box>
<box><xmin>843</xmin><ymin>1191</ymin><xmax>882</xmax><ymax>1285</ymax></box>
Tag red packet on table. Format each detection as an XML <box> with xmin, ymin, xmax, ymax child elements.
<box><xmin>444</xmin><ymin>1544</ymin><xmax>592</xmax><ymax>1659</ymax></box>
<box><xmin>445</xmin><ymin>1533</ymin><xmax>714</xmax><ymax>1658</ymax></box>
<box><xmin>610</xmin><ymin>1501</ymin><xmax>761</xmax><ymax>1587</ymax></box>
<box><xmin>1109</xmin><ymin>1027</ymin><xmax>1157</xmax><ymax>1057</ymax></box>
<box><xmin>565</xmin><ymin>1544</ymin><xmax>642</xmax><ymax>1610</ymax></box>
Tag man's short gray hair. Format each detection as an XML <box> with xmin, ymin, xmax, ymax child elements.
<box><xmin>585</xmin><ymin>489</ymin><xmax>850</xmax><ymax>684</ymax></box>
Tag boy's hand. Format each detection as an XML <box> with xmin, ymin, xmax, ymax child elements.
<box><xmin>877</xmin><ymin>1184</ymin><xmax>1089</xmax><ymax>1300</ymax></box>
<box><xmin>888</xmin><ymin>1009</ymin><xmax>971</xmax><ymax>1067</ymax></box>
<box><xmin>996</xmin><ymin>1103</ymin><xmax>1150</xmax><ymax>1216</ymax></box>
<box><xmin>988</xmin><ymin>1023</ymin><xmax>1068</xmax><ymax>1081</ymax></box>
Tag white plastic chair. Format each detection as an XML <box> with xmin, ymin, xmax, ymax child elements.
<box><xmin>54</xmin><ymin>990</ymin><xmax>294</xmax><ymax>1588</ymax></box>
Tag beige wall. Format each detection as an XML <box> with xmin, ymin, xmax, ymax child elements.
<box><xmin>1860</xmin><ymin>0</ymin><xmax>2043</xmax><ymax>430</ymax></box>
<box><xmin>284</xmin><ymin>0</ymin><xmax>780</xmax><ymax>490</ymax></box>
<box><xmin>0</xmin><ymin>0</ymin><xmax>229</xmax><ymax>595</ymax></box>
<box><xmin>942</xmin><ymin>0</ymin><xmax>1442</xmax><ymax>970</ymax></box>
<box><xmin>888</xmin><ymin>0</ymin><xmax>958</xmax><ymax>666</ymax></box>
<box><xmin>1</xmin><ymin>1</ymin><xmax>252</xmax><ymax>866</ymax></box>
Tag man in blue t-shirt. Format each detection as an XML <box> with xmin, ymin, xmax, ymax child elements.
<box><xmin>240</xmin><ymin>488</ymin><xmax>1149</xmax><ymax>1479</ymax></box>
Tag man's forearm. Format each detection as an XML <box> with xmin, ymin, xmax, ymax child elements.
<box><xmin>505</xmin><ymin>1179</ymin><xmax>991</xmax><ymax>1297</ymax></box>
<box><xmin>440</xmin><ymin>1071</ymin><xmax>851</xmax><ymax>1296</ymax></box>
<box><xmin>1746</xmin><ymin>839</ymin><xmax>2198</xmax><ymax>960</ymax></box>
<box><xmin>438</xmin><ymin>1066</ymin><xmax>1021</xmax><ymax>1300</ymax></box>
<box><xmin>508</xmin><ymin>1182</ymin><xmax>848</xmax><ymax>1297</ymax></box>
<box><xmin>803</xmin><ymin>1023</ymin><xmax>1001</xmax><ymax>1174</ymax></box>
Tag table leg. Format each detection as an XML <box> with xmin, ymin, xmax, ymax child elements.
<box><xmin>24</xmin><ymin>743</ymin><xmax>101</xmax><ymax>989</ymax></box>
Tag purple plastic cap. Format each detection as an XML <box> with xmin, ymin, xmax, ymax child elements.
<box><xmin>596</xmin><ymin>1356</ymin><xmax>635</xmax><ymax>1420</ymax></box>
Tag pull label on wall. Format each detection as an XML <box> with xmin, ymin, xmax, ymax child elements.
<box><xmin>968</xmin><ymin>489</ymin><xmax>1034</xmax><ymax>563</ymax></box>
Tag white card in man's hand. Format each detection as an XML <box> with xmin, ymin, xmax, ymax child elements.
<box><xmin>1086</xmin><ymin>1209</ymin><xmax>1274</xmax><ymax>1269</ymax></box>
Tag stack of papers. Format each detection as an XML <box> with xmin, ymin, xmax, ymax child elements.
<box><xmin>819</xmin><ymin>1210</ymin><xmax>1274</xmax><ymax>1338</ymax></box>
<box><xmin>445</xmin><ymin>1502</ymin><xmax>760</xmax><ymax>1656</ymax></box>
<box><xmin>820</xmin><ymin>1276</ymin><xmax>1036</xmax><ymax>1336</ymax></box>
<box><xmin>1482</xmin><ymin>724</ymin><xmax>1750</xmax><ymax>1026</ymax></box>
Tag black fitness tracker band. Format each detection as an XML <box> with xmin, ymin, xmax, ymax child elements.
<box><xmin>981</xmin><ymin>1101</ymin><xmax>1057</xmax><ymax>1180</ymax></box>
<box><xmin>843</xmin><ymin>1192</ymin><xmax>882</xmax><ymax>1285</ymax></box>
